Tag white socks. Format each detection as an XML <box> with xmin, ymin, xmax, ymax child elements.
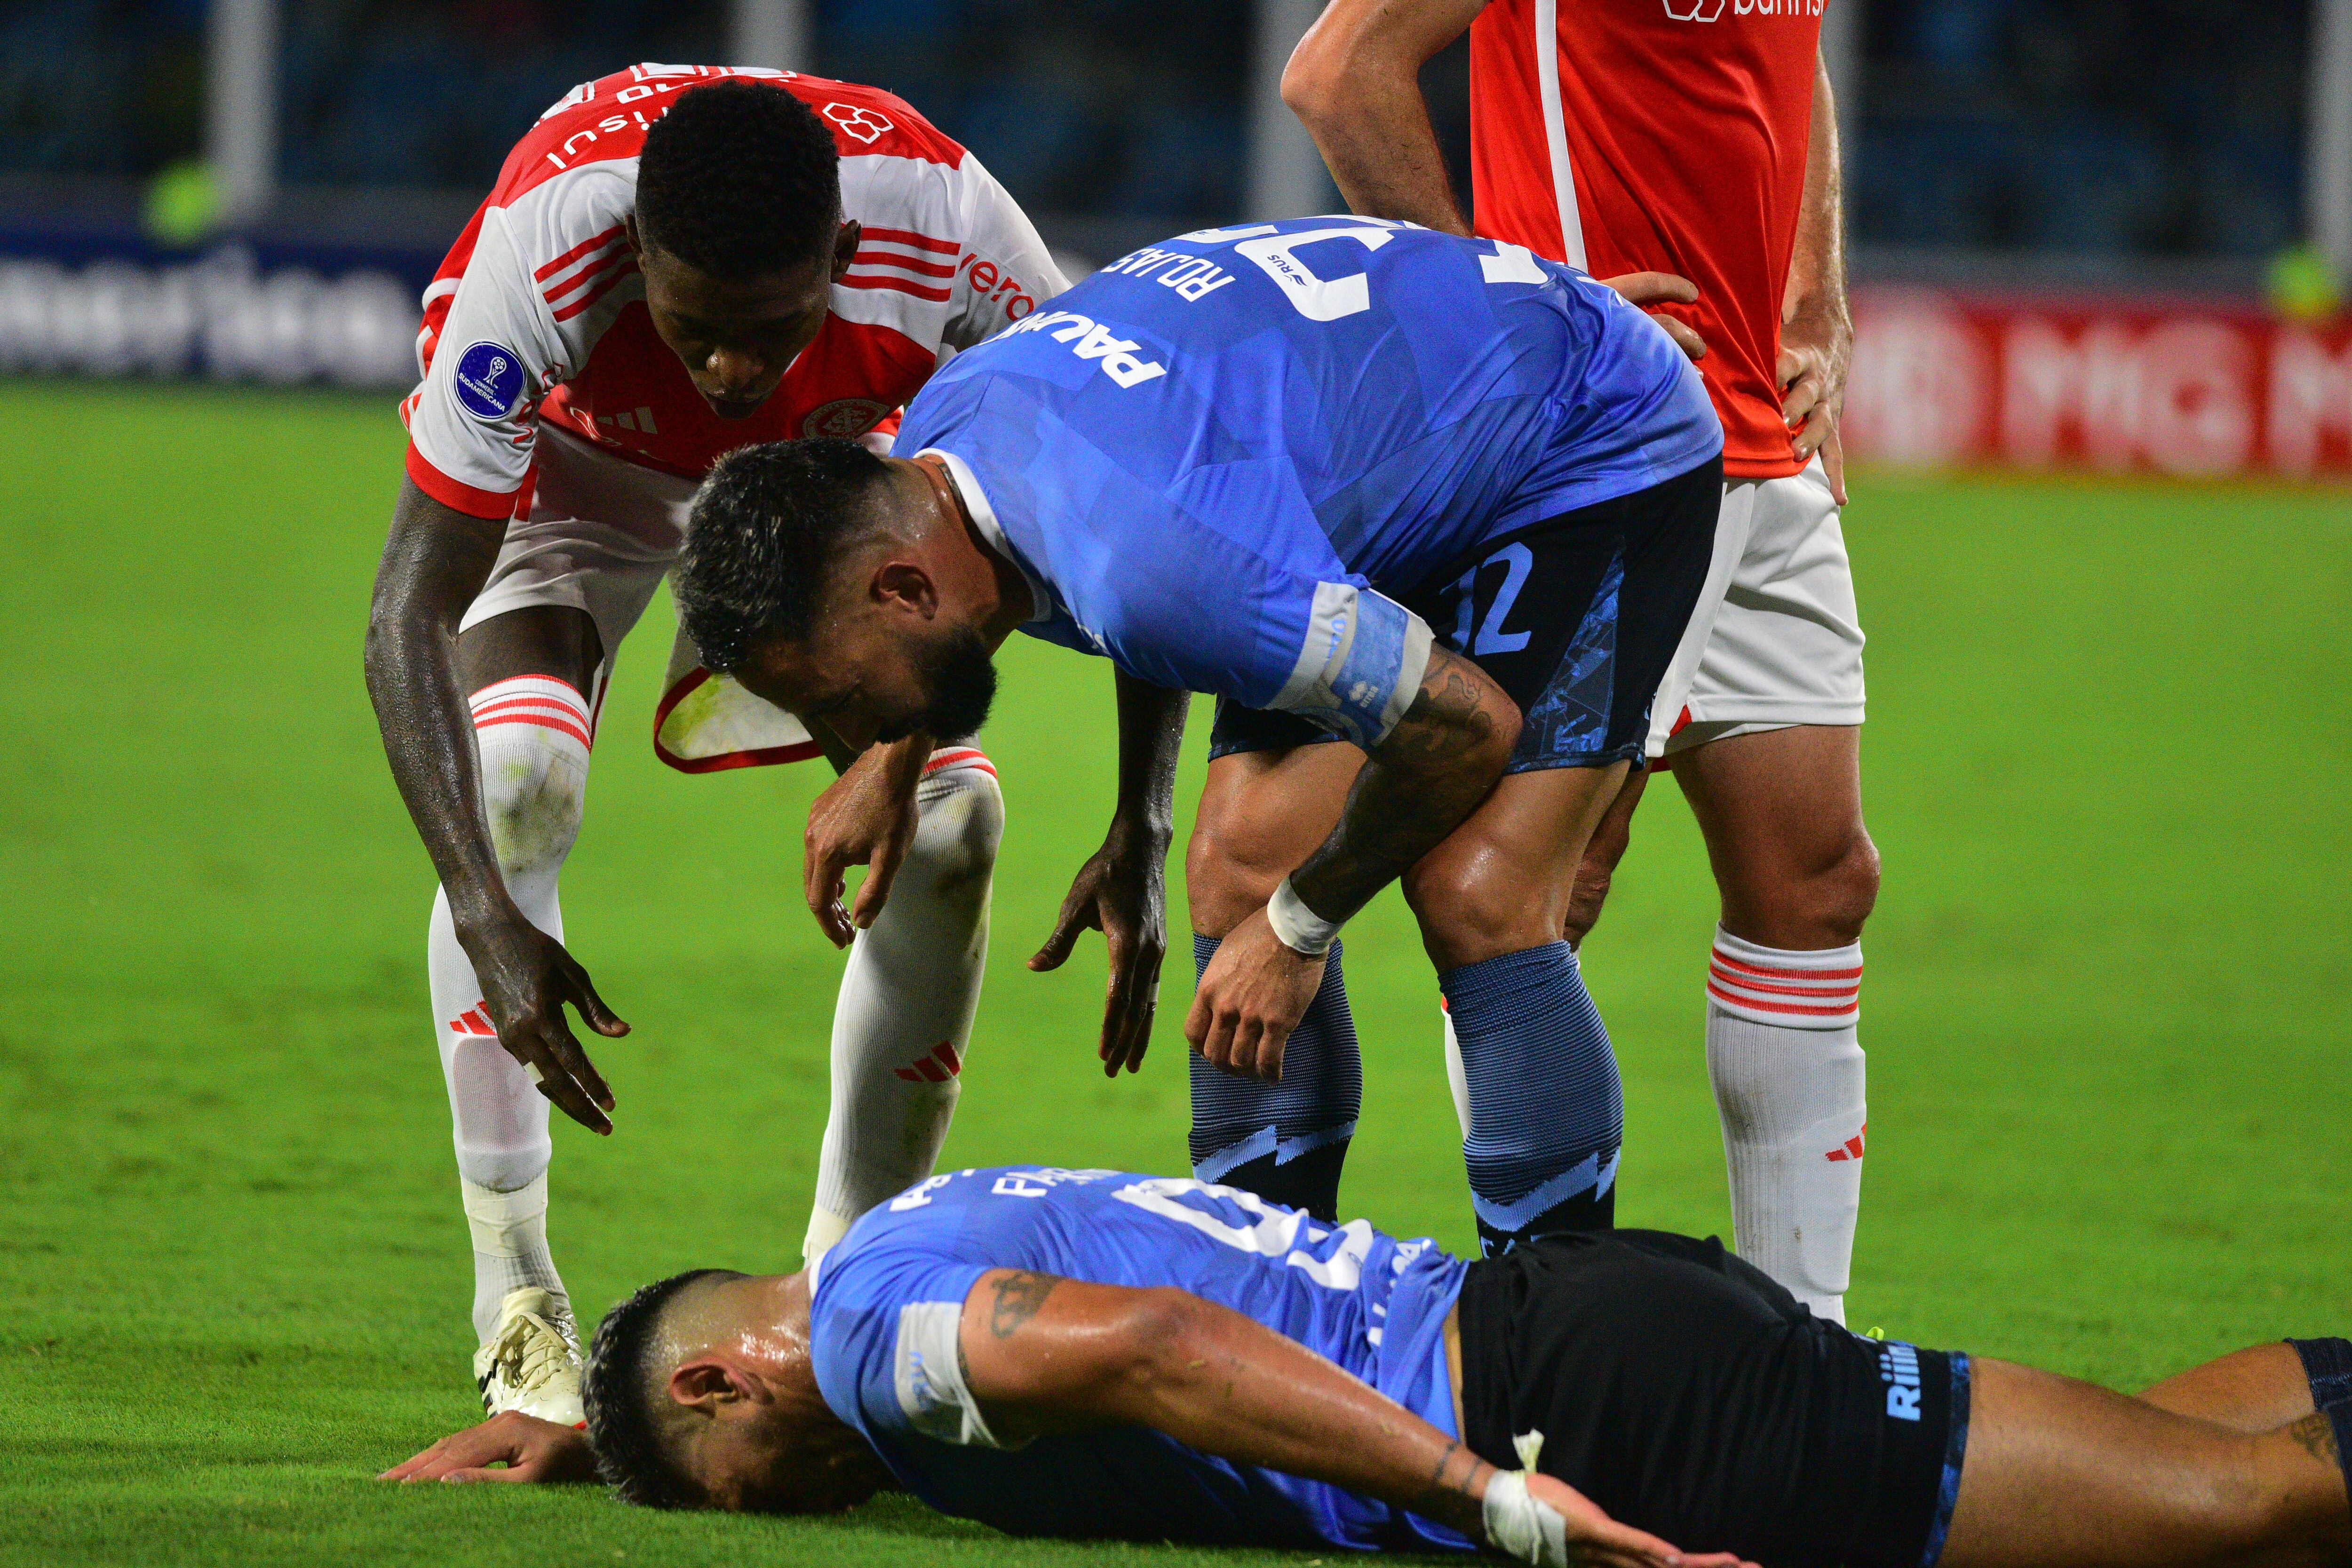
<box><xmin>1705</xmin><ymin>927</ymin><xmax>1866</xmax><ymax>1323</ymax></box>
<box><xmin>462</xmin><ymin>1172</ymin><xmax>570</xmax><ymax>1342</ymax></box>
<box><xmin>429</xmin><ymin>677</ymin><xmax>592</xmax><ymax>1343</ymax></box>
<box><xmin>804</xmin><ymin>749</ymin><xmax>1003</xmax><ymax>1262</ymax></box>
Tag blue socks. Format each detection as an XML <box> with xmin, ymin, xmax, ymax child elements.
<box><xmin>1442</xmin><ymin>941</ymin><xmax>1622</xmax><ymax>1254</ymax></box>
<box><xmin>2287</xmin><ymin>1337</ymin><xmax>2352</xmax><ymax>1497</ymax></box>
<box><xmin>1188</xmin><ymin>933</ymin><xmax>1360</xmax><ymax>1221</ymax></box>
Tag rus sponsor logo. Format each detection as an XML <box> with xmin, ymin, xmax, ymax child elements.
<box><xmin>1879</xmin><ymin>1340</ymin><xmax>1924</xmax><ymax>1421</ymax></box>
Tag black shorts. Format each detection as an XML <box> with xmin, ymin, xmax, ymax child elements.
<box><xmin>1208</xmin><ymin>456</ymin><xmax>1722</xmax><ymax>772</ymax></box>
<box><xmin>1457</xmin><ymin>1232</ymin><xmax>1970</xmax><ymax>1568</ymax></box>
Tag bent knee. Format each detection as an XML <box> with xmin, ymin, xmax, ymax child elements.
<box><xmin>1403</xmin><ymin>855</ymin><xmax>1568</xmax><ymax>970</ymax></box>
<box><xmin>1727</xmin><ymin>831</ymin><xmax>1881</xmax><ymax>949</ymax></box>
<box><xmin>908</xmin><ymin>765</ymin><xmax>1004</xmax><ymax>895</ymax></box>
<box><xmin>1185</xmin><ymin>817</ymin><xmax>1293</xmax><ymax>939</ymax></box>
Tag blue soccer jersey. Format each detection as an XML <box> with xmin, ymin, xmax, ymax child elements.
<box><xmin>895</xmin><ymin>219</ymin><xmax>1720</xmax><ymax>749</ymax></box>
<box><xmin>809</xmin><ymin>1165</ymin><xmax>1474</xmax><ymax>1552</ymax></box>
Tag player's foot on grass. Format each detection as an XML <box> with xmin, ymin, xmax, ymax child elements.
<box><xmin>472</xmin><ymin>1287</ymin><xmax>583</xmax><ymax>1427</ymax></box>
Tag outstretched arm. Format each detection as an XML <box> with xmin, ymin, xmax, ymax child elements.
<box><xmin>365</xmin><ymin>478</ymin><xmax>626</xmax><ymax>1133</ymax></box>
<box><xmin>1032</xmin><ymin>671</ymin><xmax>1189</xmax><ymax>1075</ymax></box>
<box><xmin>957</xmin><ymin>1269</ymin><xmax>1732</xmax><ymax>1567</ymax></box>
<box><xmin>1187</xmin><ymin>644</ymin><xmax>1518</xmax><ymax>1078</ymax></box>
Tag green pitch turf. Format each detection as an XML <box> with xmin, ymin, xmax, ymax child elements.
<box><xmin>0</xmin><ymin>377</ymin><xmax>2344</xmax><ymax>1566</ymax></box>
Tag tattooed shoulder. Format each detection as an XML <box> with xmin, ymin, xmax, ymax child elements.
<box><xmin>986</xmin><ymin>1270</ymin><xmax>1061</xmax><ymax>1339</ymax></box>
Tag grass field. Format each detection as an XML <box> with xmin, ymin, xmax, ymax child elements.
<box><xmin>0</xmin><ymin>376</ymin><xmax>2345</xmax><ymax>1567</ymax></box>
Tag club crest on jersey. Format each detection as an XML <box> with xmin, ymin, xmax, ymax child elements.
<box><xmin>453</xmin><ymin>342</ymin><xmax>525</xmax><ymax>422</ymax></box>
<box><xmin>803</xmin><ymin>398</ymin><xmax>891</xmax><ymax>439</ymax></box>
<box><xmin>1661</xmin><ymin>0</ymin><xmax>1727</xmax><ymax>18</ymax></box>
<box><xmin>823</xmin><ymin>102</ymin><xmax>894</xmax><ymax>144</ymax></box>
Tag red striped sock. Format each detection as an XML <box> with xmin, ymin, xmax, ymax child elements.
<box><xmin>1706</xmin><ymin>929</ymin><xmax>1862</xmax><ymax>1030</ymax></box>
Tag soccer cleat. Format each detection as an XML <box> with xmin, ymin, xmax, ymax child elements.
<box><xmin>472</xmin><ymin>1287</ymin><xmax>584</xmax><ymax>1427</ymax></box>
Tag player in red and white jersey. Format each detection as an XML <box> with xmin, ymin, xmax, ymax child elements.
<box><xmin>1281</xmin><ymin>2</ymin><xmax>1876</xmax><ymax>1321</ymax></box>
<box><xmin>366</xmin><ymin>70</ymin><xmax>1071</xmax><ymax>1424</ymax></box>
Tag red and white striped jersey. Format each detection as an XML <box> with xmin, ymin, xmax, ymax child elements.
<box><xmin>402</xmin><ymin>64</ymin><xmax>1069</xmax><ymax>517</ymax></box>
<box><xmin>1469</xmin><ymin>2</ymin><xmax>1824</xmax><ymax>479</ymax></box>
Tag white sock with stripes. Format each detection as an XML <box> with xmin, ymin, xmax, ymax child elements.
<box><xmin>803</xmin><ymin>749</ymin><xmax>1002</xmax><ymax>1262</ymax></box>
<box><xmin>429</xmin><ymin>676</ymin><xmax>594</xmax><ymax>1342</ymax></box>
<box><xmin>1705</xmin><ymin>927</ymin><xmax>1866</xmax><ymax>1324</ymax></box>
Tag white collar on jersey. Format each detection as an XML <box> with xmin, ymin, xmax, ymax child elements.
<box><xmin>919</xmin><ymin>447</ymin><xmax>1051</xmax><ymax>625</ymax></box>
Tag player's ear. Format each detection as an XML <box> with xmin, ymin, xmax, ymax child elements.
<box><xmin>871</xmin><ymin>559</ymin><xmax>938</xmax><ymax>618</ymax></box>
<box><xmin>668</xmin><ymin>1355</ymin><xmax>763</xmax><ymax>1415</ymax></box>
<box><xmin>624</xmin><ymin>214</ymin><xmax>644</xmax><ymax>256</ymax></box>
<box><xmin>832</xmin><ymin>221</ymin><xmax>861</xmax><ymax>283</ymax></box>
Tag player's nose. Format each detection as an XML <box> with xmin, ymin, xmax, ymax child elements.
<box><xmin>705</xmin><ymin>345</ymin><xmax>767</xmax><ymax>394</ymax></box>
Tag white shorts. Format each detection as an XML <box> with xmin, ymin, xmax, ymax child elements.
<box><xmin>458</xmin><ymin>427</ymin><xmax>818</xmax><ymax>769</ymax></box>
<box><xmin>1645</xmin><ymin>456</ymin><xmax>1866</xmax><ymax>759</ymax></box>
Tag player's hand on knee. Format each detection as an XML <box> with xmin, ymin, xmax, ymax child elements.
<box><xmin>1513</xmin><ymin>1472</ymin><xmax>1756</xmax><ymax>1568</ymax></box>
<box><xmin>1184</xmin><ymin>909</ymin><xmax>1323</xmax><ymax>1082</ymax></box>
<box><xmin>470</xmin><ymin>921</ymin><xmax>626</xmax><ymax>1135</ymax></box>
<box><xmin>1032</xmin><ymin>824</ymin><xmax>1169</xmax><ymax>1077</ymax></box>
<box><xmin>803</xmin><ymin>739</ymin><xmax>926</xmax><ymax>947</ymax></box>
<box><xmin>377</xmin><ymin>1409</ymin><xmax>599</xmax><ymax>1486</ymax></box>
<box><xmin>1597</xmin><ymin>272</ymin><xmax>1706</xmax><ymax>362</ymax></box>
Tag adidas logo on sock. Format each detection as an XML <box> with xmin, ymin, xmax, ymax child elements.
<box><xmin>1825</xmin><ymin>1122</ymin><xmax>1868</xmax><ymax>1162</ymax></box>
<box><xmin>449</xmin><ymin>1005</ymin><xmax>497</xmax><ymax>1038</ymax></box>
<box><xmin>894</xmin><ymin>1042</ymin><xmax>962</xmax><ymax>1082</ymax></box>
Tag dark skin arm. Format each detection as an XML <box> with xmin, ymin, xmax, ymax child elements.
<box><xmin>1032</xmin><ymin>671</ymin><xmax>1189</xmax><ymax>1075</ymax></box>
<box><xmin>1187</xmin><ymin>645</ymin><xmax>1519</xmax><ymax>1080</ymax></box>
<box><xmin>1282</xmin><ymin>0</ymin><xmax>1708</xmax><ymax>360</ymax></box>
<box><xmin>363</xmin><ymin>478</ymin><xmax>626</xmax><ymax>1134</ymax></box>
<box><xmin>959</xmin><ymin>1269</ymin><xmax>1736</xmax><ymax>1566</ymax></box>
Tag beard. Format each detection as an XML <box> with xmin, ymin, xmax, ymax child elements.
<box><xmin>877</xmin><ymin>624</ymin><xmax>998</xmax><ymax>743</ymax></box>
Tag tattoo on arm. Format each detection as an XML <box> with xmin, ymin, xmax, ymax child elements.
<box><xmin>2285</xmin><ymin>1410</ymin><xmax>2342</xmax><ymax>1468</ymax></box>
<box><xmin>987</xmin><ymin>1271</ymin><xmax>1062</xmax><ymax>1339</ymax></box>
<box><xmin>1407</xmin><ymin>1439</ymin><xmax>1495</xmax><ymax>1535</ymax></box>
<box><xmin>1290</xmin><ymin>649</ymin><xmax>1510</xmax><ymax>923</ymax></box>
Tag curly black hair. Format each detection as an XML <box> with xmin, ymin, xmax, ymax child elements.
<box><xmin>675</xmin><ymin>438</ymin><xmax>894</xmax><ymax>672</ymax></box>
<box><xmin>636</xmin><ymin>80</ymin><xmax>840</xmax><ymax>277</ymax></box>
<box><xmin>581</xmin><ymin>1268</ymin><xmax>739</xmax><ymax>1508</ymax></box>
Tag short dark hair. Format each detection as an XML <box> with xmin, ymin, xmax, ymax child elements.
<box><xmin>636</xmin><ymin>80</ymin><xmax>840</xmax><ymax>277</ymax></box>
<box><xmin>676</xmin><ymin>439</ymin><xmax>893</xmax><ymax>672</ymax></box>
<box><xmin>582</xmin><ymin>1269</ymin><xmax>735</xmax><ymax>1508</ymax></box>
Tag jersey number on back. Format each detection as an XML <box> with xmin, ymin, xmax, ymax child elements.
<box><xmin>1112</xmin><ymin>1176</ymin><xmax>1374</xmax><ymax>1289</ymax></box>
<box><xmin>1183</xmin><ymin>223</ymin><xmax>1549</xmax><ymax>324</ymax></box>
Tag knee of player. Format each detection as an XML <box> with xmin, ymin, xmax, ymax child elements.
<box><xmin>909</xmin><ymin>768</ymin><xmax>1005</xmax><ymax>892</ymax></box>
<box><xmin>1184</xmin><ymin>820</ymin><xmax>1289</xmax><ymax>939</ymax></box>
<box><xmin>477</xmin><ymin>748</ymin><xmax>588</xmax><ymax>874</ymax></box>
<box><xmin>1402</xmin><ymin>854</ymin><xmax>1554</xmax><ymax>968</ymax></box>
<box><xmin>1805</xmin><ymin>832</ymin><xmax>1882</xmax><ymax>940</ymax></box>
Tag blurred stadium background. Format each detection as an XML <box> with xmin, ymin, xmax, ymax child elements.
<box><xmin>1</xmin><ymin>0</ymin><xmax>2350</xmax><ymax>473</ymax></box>
<box><xmin>0</xmin><ymin>6</ymin><xmax>2346</xmax><ymax>1564</ymax></box>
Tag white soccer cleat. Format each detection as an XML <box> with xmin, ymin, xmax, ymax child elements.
<box><xmin>472</xmin><ymin>1286</ymin><xmax>584</xmax><ymax>1427</ymax></box>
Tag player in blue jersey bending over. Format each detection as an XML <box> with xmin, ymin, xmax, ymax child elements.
<box><xmin>673</xmin><ymin>219</ymin><xmax>1729</xmax><ymax>1249</ymax></box>
<box><xmin>386</xmin><ymin>1163</ymin><xmax>2352</xmax><ymax>1568</ymax></box>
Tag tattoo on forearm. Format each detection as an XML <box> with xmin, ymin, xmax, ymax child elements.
<box><xmin>1292</xmin><ymin>653</ymin><xmax>1508</xmax><ymax>921</ymax></box>
<box><xmin>1407</xmin><ymin>1440</ymin><xmax>1495</xmax><ymax>1533</ymax></box>
<box><xmin>2285</xmin><ymin>1410</ymin><xmax>2341</xmax><ymax>1468</ymax></box>
<box><xmin>987</xmin><ymin>1271</ymin><xmax>1061</xmax><ymax>1339</ymax></box>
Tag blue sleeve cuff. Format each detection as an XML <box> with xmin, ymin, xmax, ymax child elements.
<box><xmin>1268</xmin><ymin>583</ymin><xmax>1435</xmax><ymax>748</ymax></box>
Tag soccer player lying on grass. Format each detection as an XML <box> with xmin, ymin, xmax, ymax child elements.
<box><xmin>386</xmin><ymin>1166</ymin><xmax>2352</xmax><ymax>1568</ymax></box>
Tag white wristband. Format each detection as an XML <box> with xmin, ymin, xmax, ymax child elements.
<box><xmin>1481</xmin><ymin>1468</ymin><xmax>1568</xmax><ymax>1567</ymax></box>
<box><xmin>1264</xmin><ymin>875</ymin><xmax>1342</xmax><ymax>957</ymax></box>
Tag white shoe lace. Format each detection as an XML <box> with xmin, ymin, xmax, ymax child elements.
<box><xmin>484</xmin><ymin>1313</ymin><xmax>576</xmax><ymax>1396</ymax></box>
